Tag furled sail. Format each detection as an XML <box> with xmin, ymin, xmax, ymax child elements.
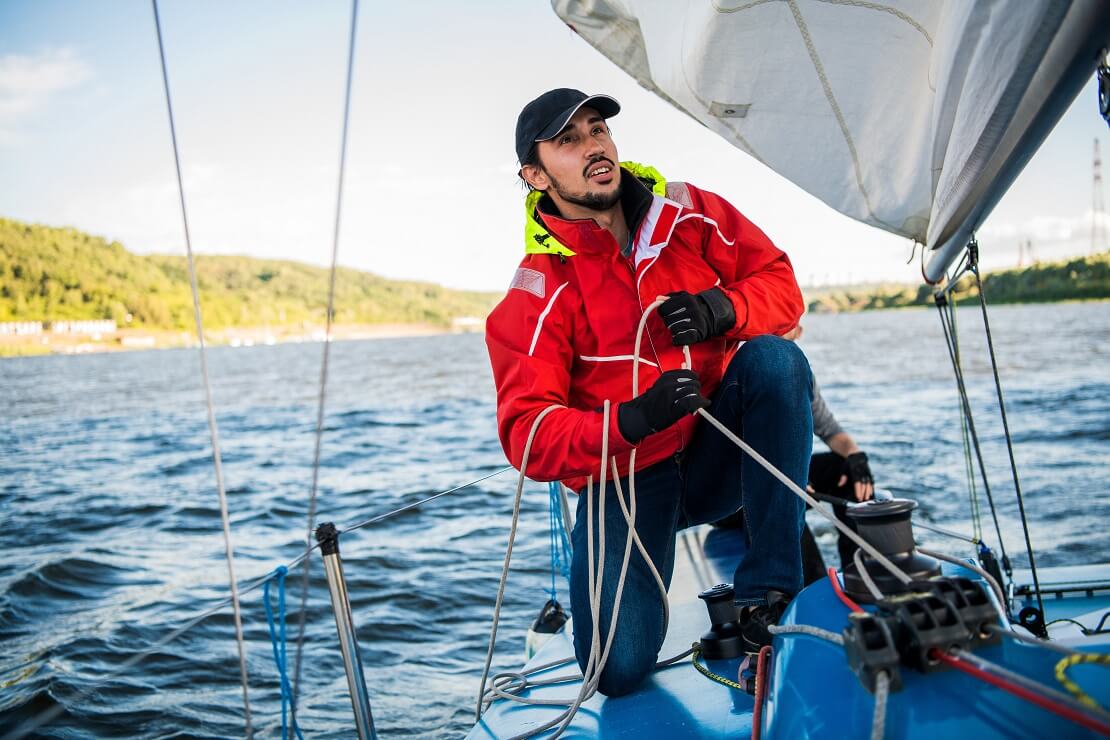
<box><xmin>552</xmin><ymin>0</ymin><xmax>1110</xmax><ymax>281</ymax></box>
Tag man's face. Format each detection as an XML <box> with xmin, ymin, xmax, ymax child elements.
<box><xmin>522</xmin><ymin>106</ymin><xmax>621</xmax><ymax>213</ymax></box>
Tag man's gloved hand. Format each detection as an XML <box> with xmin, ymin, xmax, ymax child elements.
<box><xmin>837</xmin><ymin>451</ymin><xmax>874</xmax><ymax>502</ymax></box>
<box><xmin>659</xmin><ymin>287</ymin><xmax>736</xmax><ymax>346</ymax></box>
<box><xmin>618</xmin><ymin>369</ymin><xmax>710</xmax><ymax>444</ymax></box>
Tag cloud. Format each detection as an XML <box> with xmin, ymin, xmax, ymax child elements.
<box><xmin>0</xmin><ymin>48</ymin><xmax>92</xmax><ymax>131</ymax></box>
<box><xmin>980</xmin><ymin>210</ymin><xmax>1109</xmax><ymax>244</ymax></box>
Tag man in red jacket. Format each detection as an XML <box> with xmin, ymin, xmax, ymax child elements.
<box><xmin>486</xmin><ymin>88</ymin><xmax>813</xmax><ymax>696</ymax></box>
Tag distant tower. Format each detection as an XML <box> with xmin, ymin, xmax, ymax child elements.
<box><xmin>1095</xmin><ymin>139</ymin><xmax>1108</xmax><ymax>254</ymax></box>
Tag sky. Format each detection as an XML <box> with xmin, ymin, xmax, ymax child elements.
<box><xmin>1</xmin><ymin>0</ymin><xmax>1107</xmax><ymax>292</ymax></box>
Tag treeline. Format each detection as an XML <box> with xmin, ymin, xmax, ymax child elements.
<box><xmin>805</xmin><ymin>251</ymin><xmax>1110</xmax><ymax>313</ymax></box>
<box><xmin>0</xmin><ymin>218</ymin><xmax>498</xmax><ymax>328</ymax></box>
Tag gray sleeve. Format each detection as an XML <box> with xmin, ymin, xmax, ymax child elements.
<box><xmin>810</xmin><ymin>374</ymin><xmax>845</xmax><ymax>443</ymax></box>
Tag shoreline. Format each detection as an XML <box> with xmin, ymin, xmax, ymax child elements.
<box><xmin>0</xmin><ymin>322</ymin><xmax>475</xmax><ymax>358</ymax></box>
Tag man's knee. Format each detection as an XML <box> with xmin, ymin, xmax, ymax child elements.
<box><xmin>734</xmin><ymin>335</ymin><xmax>811</xmax><ymax>400</ymax></box>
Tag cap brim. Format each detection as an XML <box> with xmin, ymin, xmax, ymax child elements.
<box><xmin>534</xmin><ymin>94</ymin><xmax>621</xmax><ymax>142</ymax></box>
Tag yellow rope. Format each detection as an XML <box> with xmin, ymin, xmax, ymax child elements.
<box><xmin>1054</xmin><ymin>652</ymin><xmax>1110</xmax><ymax>710</ymax></box>
<box><xmin>691</xmin><ymin>643</ymin><xmax>746</xmax><ymax>691</ymax></box>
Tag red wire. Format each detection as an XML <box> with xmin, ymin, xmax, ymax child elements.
<box><xmin>750</xmin><ymin>645</ymin><xmax>774</xmax><ymax>740</ymax></box>
<box><xmin>828</xmin><ymin>567</ymin><xmax>865</xmax><ymax>613</ymax></box>
<box><xmin>931</xmin><ymin>649</ymin><xmax>1110</xmax><ymax>736</ymax></box>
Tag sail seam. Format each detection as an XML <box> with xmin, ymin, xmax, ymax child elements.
<box><xmin>785</xmin><ymin>0</ymin><xmax>900</xmax><ymax>233</ymax></box>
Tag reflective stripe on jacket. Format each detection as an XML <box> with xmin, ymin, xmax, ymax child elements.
<box><xmin>485</xmin><ymin>163</ymin><xmax>803</xmax><ymax>491</ymax></box>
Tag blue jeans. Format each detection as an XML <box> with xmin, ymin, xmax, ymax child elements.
<box><xmin>569</xmin><ymin>335</ymin><xmax>813</xmax><ymax>696</ymax></box>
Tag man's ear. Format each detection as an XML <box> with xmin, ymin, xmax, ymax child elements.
<box><xmin>520</xmin><ymin>164</ymin><xmax>549</xmax><ymax>192</ymax></box>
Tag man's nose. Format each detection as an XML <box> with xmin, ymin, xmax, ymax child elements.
<box><xmin>584</xmin><ymin>137</ymin><xmax>605</xmax><ymax>159</ymax></box>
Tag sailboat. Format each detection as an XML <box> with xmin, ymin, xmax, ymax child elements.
<box><xmin>4</xmin><ymin>2</ymin><xmax>1107</xmax><ymax>739</ymax></box>
<box><xmin>468</xmin><ymin>1</ymin><xmax>1110</xmax><ymax>738</ymax></box>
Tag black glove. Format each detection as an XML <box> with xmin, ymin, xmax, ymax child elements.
<box><xmin>844</xmin><ymin>452</ymin><xmax>872</xmax><ymax>486</ymax></box>
<box><xmin>658</xmin><ymin>287</ymin><xmax>736</xmax><ymax>346</ymax></box>
<box><xmin>617</xmin><ymin>369</ymin><xmax>710</xmax><ymax>444</ymax></box>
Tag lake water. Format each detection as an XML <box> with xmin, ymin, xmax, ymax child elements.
<box><xmin>1</xmin><ymin>302</ymin><xmax>1108</xmax><ymax>737</ymax></box>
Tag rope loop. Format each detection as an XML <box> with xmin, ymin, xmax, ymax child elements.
<box><xmin>264</xmin><ymin>567</ymin><xmax>306</xmax><ymax>740</ymax></box>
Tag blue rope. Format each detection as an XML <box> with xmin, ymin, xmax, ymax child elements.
<box><xmin>263</xmin><ymin>566</ymin><xmax>305</xmax><ymax>740</ymax></box>
<box><xmin>547</xmin><ymin>483</ymin><xmax>572</xmax><ymax>601</ymax></box>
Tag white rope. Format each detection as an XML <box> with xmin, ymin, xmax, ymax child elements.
<box><xmin>476</xmin><ymin>300</ymin><xmax>681</xmax><ymax>738</ymax></box>
<box><xmin>768</xmin><ymin>623</ymin><xmax>844</xmax><ymax>645</ymax></box>
<box><xmin>150</xmin><ymin>2</ymin><xmax>252</xmax><ymax>734</ymax></box>
<box><xmin>476</xmin><ymin>405</ymin><xmax>561</xmax><ymax>720</ymax></box>
<box><xmin>853</xmin><ymin>548</ymin><xmax>886</xmax><ymax>602</ymax></box>
<box><xmin>918</xmin><ymin>547</ymin><xmax>1006</xmax><ymax>612</ymax></box>
<box><xmin>694</xmin><ymin>407</ymin><xmax>912</xmax><ymax>585</ymax></box>
<box><xmin>871</xmin><ymin>670</ymin><xmax>890</xmax><ymax>740</ymax></box>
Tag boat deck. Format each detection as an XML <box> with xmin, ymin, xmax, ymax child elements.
<box><xmin>469</xmin><ymin>527</ymin><xmax>1110</xmax><ymax>739</ymax></box>
<box><xmin>469</xmin><ymin>526</ymin><xmax>752</xmax><ymax>739</ymax></box>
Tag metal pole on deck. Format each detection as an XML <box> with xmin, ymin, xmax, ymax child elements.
<box><xmin>316</xmin><ymin>522</ymin><xmax>377</xmax><ymax>739</ymax></box>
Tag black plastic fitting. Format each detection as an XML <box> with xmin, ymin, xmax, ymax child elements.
<box><xmin>843</xmin><ymin>612</ymin><xmax>902</xmax><ymax>693</ymax></box>
<box><xmin>698</xmin><ymin>583</ymin><xmax>744</xmax><ymax>660</ymax></box>
<box><xmin>909</xmin><ymin>576</ymin><xmax>1001</xmax><ymax>648</ymax></box>
<box><xmin>316</xmin><ymin>522</ymin><xmax>341</xmax><ymax>556</ymax></box>
<box><xmin>877</xmin><ymin>592</ymin><xmax>971</xmax><ymax>673</ymax></box>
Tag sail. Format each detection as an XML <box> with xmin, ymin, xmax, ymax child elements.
<box><xmin>552</xmin><ymin>0</ymin><xmax>1110</xmax><ymax>281</ymax></box>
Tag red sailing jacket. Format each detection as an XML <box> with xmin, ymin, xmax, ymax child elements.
<box><xmin>486</xmin><ymin>164</ymin><xmax>803</xmax><ymax>492</ymax></box>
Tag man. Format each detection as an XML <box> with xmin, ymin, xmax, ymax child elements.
<box><xmin>485</xmin><ymin>89</ymin><xmax>812</xmax><ymax>697</ymax></box>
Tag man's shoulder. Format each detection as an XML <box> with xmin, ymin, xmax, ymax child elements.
<box><xmin>665</xmin><ymin>181</ymin><xmax>695</xmax><ymax>209</ymax></box>
<box><xmin>494</xmin><ymin>254</ymin><xmax>576</xmax><ymax>305</ymax></box>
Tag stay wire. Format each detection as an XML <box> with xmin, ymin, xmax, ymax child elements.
<box><xmin>150</xmin><ymin>1</ymin><xmax>253</xmax><ymax>735</ymax></box>
<box><xmin>969</xmin><ymin>253</ymin><xmax>1046</xmax><ymax>624</ymax></box>
<box><xmin>342</xmin><ymin>466</ymin><xmax>513</xmax><ymax>534</ymax></box>
<box><xmin>949</xmin><ymin>298</ymin><xmax>984</xmax><ymax>541</ymax></box>
<box><xmin>292</xmin><ymin>0</ymin><xmax>360</xmax><ymax>715</ymax></box>
<box><xmin>934</xmin><ymin>289</ymin><xmax>1011</xmax><ymax>576</ymax></box>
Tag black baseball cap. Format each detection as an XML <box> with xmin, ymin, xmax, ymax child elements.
<box><xmin>515</xmin><ymin>88</ymin><xmax>621</xmax><ymax>163</ymax></box>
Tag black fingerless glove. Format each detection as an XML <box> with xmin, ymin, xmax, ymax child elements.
<box><xmin>659</xmin><ymin>287</ymin><xmax>736</xmax><ymax>346</ymax></box>
<box><xmin>617</xmin><ymin>369</ymin><xmax>711</xmax><ymax>444</ymax></box>
<box><xmin>844</xmin><ymin>451</ymin><xmax>873</xmax><ymax>486</ymax></box>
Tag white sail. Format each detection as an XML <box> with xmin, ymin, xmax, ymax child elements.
<box><xmin>553</xmin><ymin>0</ymin><xmax>1110</xmax><ymax>281</ymax></box>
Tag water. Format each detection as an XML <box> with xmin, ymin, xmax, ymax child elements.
<box><xmin>1</xmin><ymin>302</ymin><xmax>1107</xmax><ymax>738</ymax></box>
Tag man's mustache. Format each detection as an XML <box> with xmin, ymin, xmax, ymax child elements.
<box><xmin>583</xmin><ymin>157</ymin><xmax>615</xmax><ymax>177</ymax></box>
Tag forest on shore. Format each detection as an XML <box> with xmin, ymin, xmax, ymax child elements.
<box><xmin>3</xmin><ymin>216</ymin><xmax>1107</xmax><ymax>334</ymax></box>
<box><xmin>804</xmin><ymin>251</ymin><xmax>1109</xmax><ymax>313</ymax></box>
<box><xmin>0</xmin><ymin>217</ymin><xmax>498</xmax><ymax>329</ymax></box>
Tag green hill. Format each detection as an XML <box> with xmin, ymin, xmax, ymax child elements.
<box><xmin>805</xmin><ymin>251</ymin><xmax>1110</xmax><ymax>313</ymax></box>
<box><xmin>0</xmin><ymin>217</ymin><xmax>498</xmax><ymax>329</ymax></box>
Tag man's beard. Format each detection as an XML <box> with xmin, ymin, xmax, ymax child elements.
<box><xmin>548</xmin><ymin>172</ymin><xmax>622</xmax><ymax>212</ymax></box>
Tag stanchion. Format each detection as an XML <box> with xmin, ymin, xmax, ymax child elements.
<box><xmin>316</xmin><ymin>523</ymin><xmax>377</xmax><ymax>739</ymax></box>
